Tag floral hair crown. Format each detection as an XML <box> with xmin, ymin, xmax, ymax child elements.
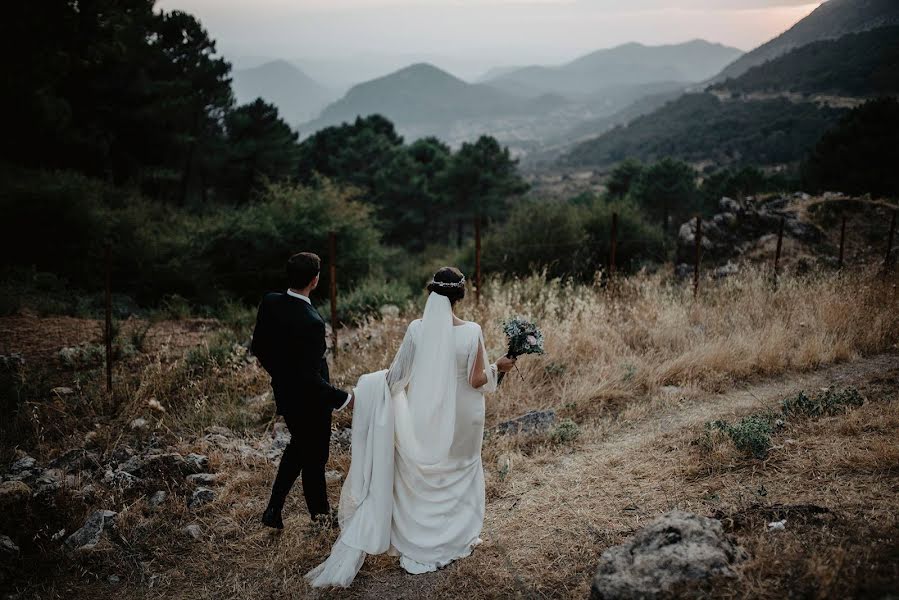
<box><xmin>430</xmin><ymin>276</ymin><xmax>465</xmax><ymax>289</ymax></box>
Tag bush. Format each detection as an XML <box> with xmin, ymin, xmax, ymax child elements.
<box><xmin>551</xmin><ymin>419</ymin><xmax>581</xmax><ymax>445</ymax></box>
<box><xmin>708</xmin><ymin>415</ymin><xmax>775</xmax><ymax>459</ymax></box>
<box><xmin>483</xmin><ymin>197</ymin><xmax>667</xmax><ymax>281</ymax></box>
<box><xmin>322</xmin><ymin>276</ymin><xmax>413</xmax><ymax>326</ymax></box>
<box><xmin>781</xmin><ymin>387</ymin><xmax>864</xmax><ymax>418</ymax></box>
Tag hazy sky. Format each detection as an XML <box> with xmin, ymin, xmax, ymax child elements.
<box><xmin>158</xmin><ymin>0</ymin><xmax>823</xmax><ymax>82</ymax></box>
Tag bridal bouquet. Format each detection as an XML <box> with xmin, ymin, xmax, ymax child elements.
<box><xmin>498</xmin><ymin>317</ymin><xmax>544</xmax><ymax>384</ymax></box>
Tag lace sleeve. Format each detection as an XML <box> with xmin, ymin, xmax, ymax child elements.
<box><xmin>386</xmin><ymin>320</ymin><xmax>418</xmax><ymax>395</ymax></box>
<box><xmin>468</xmin><ymin>324</ymin><xmax>498</xmax><ymax>394</ymax></box>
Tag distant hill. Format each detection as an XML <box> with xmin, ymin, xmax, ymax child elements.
<box><xmin>486</xmin><ymin>40</ymin><xmax>742</xmax><ymax>99</ymax></box>
<box><xmin>232</xmin><ymin>60</ymin><xmax>335</xmax><ymax>127</ymax></box>
<box><xmin>711</xmin><ymin>0</ymin><xmax>899</xmax><ymax>83</ymax></box>
<box><xmin>559</xmin><ymin>93</ymin><xmax>846</xmax><ymax>168</ymax></box>
<box><xmin>300</xmin><ymin>63</ymin><xmax>570</xmax><ymax>141</ymax></box>
<box><xmin>710</xmin><ymin>26</ymin><xmax>899</xmax><ymax>97</ymax></box>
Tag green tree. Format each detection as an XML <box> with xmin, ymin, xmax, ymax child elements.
<box><xmin>372</xmin><ymin>137</ymin><xmax>452</xmax><ymax>249</ymax></box>
<box><xmin>438</xmin><ymin>135</ymin><xmax>528</xmax><ymax>246</ymax></box>
<box><xmin>802</xmin><ymin>98</ymin><xmax>899</xmax><ymax>197</ymax></box>
<box><xmin>297</xmin><ymin>114</ymin><xmax>404</xmax><ymax>192</ymax></box>
<box><xmin>606</xmin><ymin>159</ymin><xmax>643</xmax><ymax>199</ymax></box>
<box><xmin>630</xmin><ymin>158</ymin><xmax>699</xmax><ymax>234</ymax></box>
<box><xmin>222</xmin><ymin>99</ymin><xmax>299</xmax><ymax>203</ymax></box>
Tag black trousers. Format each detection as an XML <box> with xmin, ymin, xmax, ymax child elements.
<box><xmin>267</xmin><ymin>411</ymin><xmax>332</xmax><ymax>517</ymax></box>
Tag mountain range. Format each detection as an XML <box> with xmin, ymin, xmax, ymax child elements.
<box><xmin>559</xmin><ymin>0</ymin><xmax>899</xmax><ymax>170</ymax></box>
<box><xmin>486</xmin><ymin>40</ymin><xmax>742</xmax><ymax>99</ymax></box>
<box><xmin>232</xmin><ymin>60</ymin><xmax>337</xmax><ymax>127</ymax></box>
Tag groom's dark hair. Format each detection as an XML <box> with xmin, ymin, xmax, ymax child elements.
<box><xmin>287</xmin><ymin>252</ymin><xmax>321</xmax><ymax>289</ymax></box>
<box><xmin>427</xmin><ymin>266</ymin><xmax>465</xmax><ymax>304</ymax></box>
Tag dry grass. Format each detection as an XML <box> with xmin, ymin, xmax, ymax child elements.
<box><xmin>3</xmin><ymin>268</ymin><xmax>899</xmax><ymax>599</ymax></box>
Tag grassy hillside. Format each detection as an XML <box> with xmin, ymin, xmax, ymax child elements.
<box><xmin>711</xmin><ymin>26</ymin><xmax>899</xmax><ymax>97</ymax></box>
<box><xmin>559</xmin><ymin>93</ymin><xmax>845</xmax><ymax>168</ymax></box>
<box><xmin>711</xmin><ymin>0</ymin><xmax>899</xmax><ymax>82</ymax></box>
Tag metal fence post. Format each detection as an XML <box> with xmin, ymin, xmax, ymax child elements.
<box><xmin>475</xmin><ymin>215</ymin><xmax>482</xmax><ymax>305</ymax></box>
<box><xmin>104</xmin><ymin>243</ymin><xmax>113</xmax><ymax>393</ymax></box>
<box><xmin>610</xmin><ymin>212</ymin><xmax>618</xmax><ymax>281</ymax></box>
<box><xmin>838</xmin><ymin>214</ymin><xmax>846</xmax><ymax>270</ymax></box>
<box><xmin>774</xmin><ymin>217</ymin><xmax>785</xmax><ymax>283</ymax></box>
<box><xmin>693</xmin><ymin>216</ymin><xmax>702</xmax><ymax>298</ymax></box>
<box><xmin>328</xmin><ymin>232</ymin><xmax>338</xmax><ymax>357</ymax></box>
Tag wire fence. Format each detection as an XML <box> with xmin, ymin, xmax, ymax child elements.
<box><xmin>3</xmin><ymin>206</ymin><xmax>897</xmax><ymax>394</ymax></box>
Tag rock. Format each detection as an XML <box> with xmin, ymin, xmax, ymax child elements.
<box><xmin>379</xmin><ymin>304</ymin><xmax>401</xmax><ymax>318</ymax></box>
<box><xmin>767</xmin><ymin>519</ymin><xmax>787</xmax><ymax>531</ymax></box>
<box><xmin>9</xmin><ymin>456</ymin><xmax>36</xmax><ymax>473</ymax></box>
<box><xmin>103</xmin><ymin>469</ymin><xmax>140</xmax><ymax>488</ymax></box>
<box><xmin>183</xmin><ymin>523</ymin><xmax>202</xmax><ymax>540</ymax></box>
<box><xmin>718</xmin><ymin>197</ymin><xmax>741</xmax><ymax>213</ymax></box>
<box><xmin>32</xmin><ymin>471</ymin><xmax>61</xmax><ymax>498</ymax></box>
<box><xmin>0</xmin><ymin>534</ymin><xmax>19</xmax><ymax>554</ymax></box>
<box><xmin>325</xmin><ymin>470</ymin><xmax>343</xmax><ymax>483</ymax></box>
<box><xmin>51</xmin><ymin>386</ymin><xmax>75</xmax><ymax>396</ymax></box>
<box><xmin>188</xmin><ymin>487</ymin><xmax>215</xmax><ymax>509</ymax></box>
<box><xmin>712</xmin><ymin>262</ymin><xmax>739</xmax><ymax>279</ymax></box>
<box><xmin>330</xmin><ymin>428</ymin><xmax>352</xmax><ymax>451</ymax></box>
<box><xmin>76</xmin><ymin>484</ymin><xmax>96</xmax><ymax>501</ymax></box>
<box><xmin>65</xmin><ymin>510</ymin><xmax>117</xmax><ymax>551</ymax></box>
<box><xmin>186</xmin><ymin>473</ymin><xmax>218</xmax><ymax>485</ymax></box>
<box><xmin>147</xmin><ymin>397</ymin><xmax>166</xmax><ymax>413</ymax></box>
<box><xmin>0</xmin><ymin>481</ymin><xmax>32</xmax><ymax>507</ymax></box>
<box><xmin>184</xmin><ymin>453</ymin><xmax>208</xmax><ymax>473</ymax></box>
<box><xmin>49</xmin><ymin>449</ymin><xmax>100</xmax><ymax>473</ymax></box>
<box><xmin>204</xmin><ymin>425</ymin><xmax>233</xmax><ymax>437</ymax></box>
<box><xmin>108</xmin><ymin>575</ymin><xmax>120</xmax><ymax>584</ymax></box>
<box><xmin>497</xmin><ymin>410</ymin><xmax>556</xmax><ymax>435</ymax></box>
<box><xmin>129</xmin><ymin>417</ymin><xmax>148</xmax><ymax>430</ymax></box>
<box><xmin>147</xmin><ymin>490</ymin><xmax>167</xmax><ymax>508</ymax></box>
<box><xmin>51</xmin><ymin>528</ymin><xmax>66</xmax><ymax>541</ymax></box>
<box><xmin>590</xmin><ymin>510</ymin><xmax>745</xmax><ymax>600</ymax></box>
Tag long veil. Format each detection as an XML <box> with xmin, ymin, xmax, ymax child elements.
<box><xmin>306</xmin><ymin>291</ymin><xmax>458</xmax><ymax>588</ymax></box>
<box><xmin>394</xmin><ymin>291</ymin><xmax>457</xmax><ymax>465</ymax></box>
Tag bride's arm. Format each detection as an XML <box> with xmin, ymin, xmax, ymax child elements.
<box><xmin>469</xmin><ymin>328</ymin><xmax>499</xmax><ymax>393</ymax></box>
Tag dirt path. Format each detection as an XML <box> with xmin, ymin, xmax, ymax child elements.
<box><xmin>342</xmin><ymin>353</ymin><xmax>898</xmax><ymax>599</ymax></box>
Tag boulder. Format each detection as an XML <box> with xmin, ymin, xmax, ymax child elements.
<box><xmin>186</xmin><ymin>473</ymin><xmax>218</xmax><ymax>485</ymax></box>
<box><xmin>183</xmin><ymin>523</ymin><xmax>202</xmax><ymax>540</ymax></box>
<box><xmin>65</xmin><ymin>510</ymin><xmax>117</xmax><ymax>551</ymax></box>
<box><xmin>49</xmin><ymin>449</ymin><xmax>100</xmax><ymax>473</ymax></box>
<box><xmin>590</xmin><ymin>510</ymin><xmax>746</xmax><ymax>600</ymax></box>
<box><xmin>103</xmin><ymin>469</ymin><xmax>140</xmax><ymax>489</ymax></box>
<box><xmin>147</xmin><ymin>490</ymin><xmax>167</xmax><ymax>508</ymax></box>
<box><xmin>188</xmin><ymin>487</ymin><xmax>215</xmax><ymax>509</ymax></box>
<box><xmin>184</xmin><ymin>453</ymin><xmax>209</xmax><ymax>473</ymax></box>
<box><xmin>9</xmin><ymin>456</ymin><xmax>36</xmax><ymax>473</ymax></box>
<box><xmin>0</xmin><ymin>481</ymin><xmax>32</xmax><ymax>508</ymax></box>
<box><xmin>330</xmin><ymin>428</ymin><xmax>352</xmax><ymax>451</ymax></box>
<box><xmin>0</xmin><ymin>534</ymin><xmax>19</xmax><ymax>555</ymax></box>
<box><xmin>129</xmin><ymin>417</ymin><xmax>148</xmax><ymax>430</ymax></box>
<box><xmin>497</xmin><ymin>410</ymin><xmax>556</xmax><ymax>435</ymax></box>
<box><xmin>51</xmin><ymin>386</ymin><xmax>75</xmax><ymax>397</ymax></box>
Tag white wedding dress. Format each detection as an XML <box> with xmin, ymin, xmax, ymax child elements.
<box><xmin>305</xmin><ymin>292</ymin><xmax>498</xmax><ymax>588</ymax></box>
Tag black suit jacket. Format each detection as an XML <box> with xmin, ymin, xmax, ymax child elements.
<box><xmin>250</xmin><ymin>292</ymin><xmax>349</xmax><ymax>416</ymax></box>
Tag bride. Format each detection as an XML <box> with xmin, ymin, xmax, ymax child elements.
<box><xmin>306</xmin><ymin>267</ymin><xmax>516</xmax><ymax>587</ymax></box>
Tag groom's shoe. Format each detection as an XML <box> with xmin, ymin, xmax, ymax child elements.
<box><xmin>261</xmin><ymin>505</ymin><xmax>284</xmax><ymax>530</ymax></box>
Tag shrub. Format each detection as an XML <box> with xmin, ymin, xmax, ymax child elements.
<box><xmin>551</xmin><ymin>419</ymin><xmax>581</xmax><ymax>445</ymax></box>
<box><xmin>709</xmin><ymin>415</ymin><xmax>774</xmax><ymax>459</ymax></box>
<box><xmin>781</xmin><ymin>387</ymin><xmax>864</xmax><ymax>418</ymax></box>
<box><xmin>322</xmin><ymin>276</ymin><xmax>413</xmax><ymax>325</ymax></box>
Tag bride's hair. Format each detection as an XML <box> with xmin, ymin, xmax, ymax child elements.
<box><xmin>427</xmin><ymin>267</ymin><xmax>466</xmax><ymax>305</ymax></box>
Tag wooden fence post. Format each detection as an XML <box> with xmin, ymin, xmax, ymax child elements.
<box><xmin>885</xmin><ymin>210</ymin><xmax>896</xmax><ymax>273</ymax></box>
<box><xmin>609</xmin><ymin>212</ymin><xmax>618</xmax><ymax>281</ymax></box>
<box><xmin>693</xmin><ymin>216</ymin><xmax>702</xmax><ymax>298</ymax></box>
<box><xmin>838</xmin><ymin>214</ymin><xmax>846</xmax><ymax>270</ymax></box>
<box><xmin>475</xmin><ymin>215</ymin><xmax>482</xmax><ymax>305</ymax></box>
<box><xmin>104</xmin><ymin>243</ymin><xmax>113</xmax><ymax>394</ymax></box>
<box><xmin>774</xmin><ymin>217</ymin><xmax>785</xmax><ymax>283</ymax></box>
<box><xmin>328</xmin><ymin>231</ymin><xmax>338</xmax><ymax>357</ymax></box>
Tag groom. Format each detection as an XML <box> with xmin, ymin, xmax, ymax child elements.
<box><xmin>251</xmin><ymin>252</ymin><xmax>354</xmax><ymax>529</ymax></box>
